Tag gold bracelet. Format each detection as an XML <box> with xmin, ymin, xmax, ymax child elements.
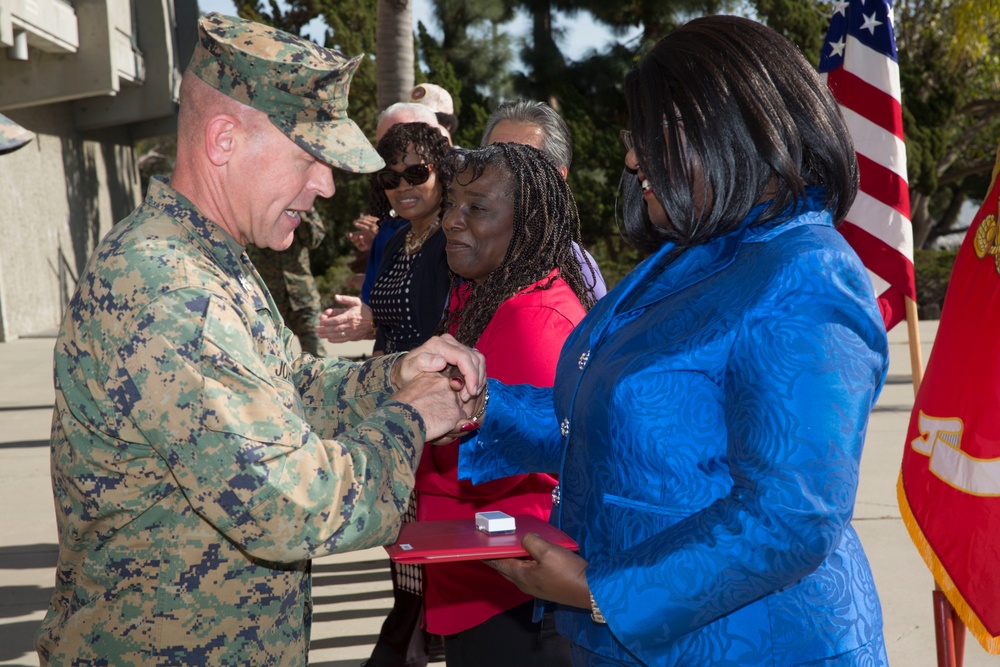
<box><xmin>590</xmin><ymin>592</ymin><xmax>606</xmax><ymax>624</ymax></box>
<box><xmin>471</xmin><ymin>384</ymin><xmax>489</xmax><ymax>424</ymax></box>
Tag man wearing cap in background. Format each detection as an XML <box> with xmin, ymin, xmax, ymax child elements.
<box><xmin>409</xmin><ymin>82</ymin><xmax>458</xmax><ymax>138</ymax></box>
<box><xmin>331</xmin><ymin>102</ymin><xmax>452</xmax><ymax>343</ymax></box>
<box><xmin>0</xmin><ymin>112</ymin><xmax>35</xmax><ymax>153</ymax></box>
<box><xmin>36</xmin><ymin>13</ymin><xmax>484</xmax><ymax>666</ymax></box>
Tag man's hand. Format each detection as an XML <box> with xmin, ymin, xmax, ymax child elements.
<box><xmin>393</xmin><ymin>334</ymin><xmax>486</xmax><ymax>403</ymax></box>
<box><xmin>486</xmin><ymin>533</ymin><xmax>591</xmax><ymax>609</ymax></box>
<box><xmin>346</xmin><ymin>215</ymin><xmax>379</xmax><ymax>252</ymax></box>
<box><xmin>317</xmin><ymin>295</ymin><xmax>374</xmax><ymax>342</ymax></box>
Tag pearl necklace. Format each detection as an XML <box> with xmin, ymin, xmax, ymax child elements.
<box><xmin>404</xmin><ymin>217</ymin><xmax>441</xmax><ymax>254</ymax></box>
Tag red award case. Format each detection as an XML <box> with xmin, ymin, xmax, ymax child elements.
<box><xmin>385</xmin><ymin>514</ymin><xmax>578</xmax><ymax>564</ymax></box>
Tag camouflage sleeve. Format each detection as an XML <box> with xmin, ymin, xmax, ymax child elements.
<box><xmin>108</xmin><ymin>287</ymin><xmax>423</xmax><ymax>562</ymax></box>
<box><xmin>292</xmin><ymin>353</ymin><xmax>406</xmax><ymax>440</ymax></box>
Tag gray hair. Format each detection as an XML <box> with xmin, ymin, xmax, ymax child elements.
<box><xmin>480</xmin><ymin>99</ymin><xmax>573</xmax><ymax>171</ymax></box>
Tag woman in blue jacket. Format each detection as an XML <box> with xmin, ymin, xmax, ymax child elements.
<box><xmin>458</xmin><ymin>15</ymin><xmax>889</xmax><ymax>666</ymax></box>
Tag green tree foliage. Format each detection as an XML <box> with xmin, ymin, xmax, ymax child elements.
<box><xmin>581</xmin><ymin>0</ymin><xmax>732</xmax><ymax>48</ymax></box>
<box><xmin>508</xmin><ymin>0</ymin><xmax>567</xmax><ymax>106</ymax></box>
<box><xmin>751</xmin><ymin>0</ymin><xmax>828</xmax><ymax>66</ymax></box>
<box><xmin>914</xmin><ymin>247</ymin><xmax>958</xmax><ymax>318</ymax></box>
<box><xmin>425</xmin><ymin>0</ymin><xmax>515</xmax><ymax>95</ymax></box>
<box><xmin>548</xmin><ymin>44</ymin><xmax>635</xmax><ymax>273</ymax></box>
<box><xmin>498</xmin><ymin>0</ymin><xmax>743</xmax><ymax>280</ymax></box>
<box><xmin>895</xmin><ymin>0</ymin><xmax>1000</xmax><ymax>248</ymax></box>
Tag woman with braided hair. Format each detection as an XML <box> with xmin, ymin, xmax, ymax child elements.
<box><xmin>412</xmin><ymin>142</ymin><xmax>591</xmax><ymax>667</ymax></box>
<box><xmin>442</xmin><ymin>142</ymin><xmax>595</xmax><ymax>345</ymax></box>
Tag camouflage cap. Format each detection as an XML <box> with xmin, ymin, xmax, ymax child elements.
<box><xmin>0</xmin><ymin>113</ymin><xmax>35</xmax><ymax>153</ymax></box>
<box><xmin>188</xmin><ymin>13</ymin><xmax>383</xmax><ymax>173</ymax></box>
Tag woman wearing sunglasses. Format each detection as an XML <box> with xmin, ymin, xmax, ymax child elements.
<box><xmin>367</xmin><ymin>122</ymin><xmax>453</xmax><ymax>356</ymax></box>
<box><xmin>331</xmin><ymin>121</ymin><xmax>454</xmax><ymax>667</ymax></box>
<box><xmin>320</xmin><ymin>122</ymin><xmax>452</xmax><ymax>359</ymax></box>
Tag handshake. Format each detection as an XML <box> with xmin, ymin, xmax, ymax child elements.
<box><xmin>389</xmin><ymin>334</ymin><xmax>489</xmax><ymax>443</ymax></box>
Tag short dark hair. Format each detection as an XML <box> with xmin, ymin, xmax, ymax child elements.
<box><xmin>480</xmin><ymin>99</ymin><xmax>573</xmax><ymax>171</ymax></box>
<box><xmin>622</xmin><ymin>15</ymin><xmax>858</xmax><ymax>252</ymax></box>
<box><xmin>439</xmin><ymin>143</ymin><xmax>592</xmax><ymax>345</ymax></box>
<box><xmin>368</xmin><ymin>122</ymin><xmax>452</xmax><ymax>219</ymax></box>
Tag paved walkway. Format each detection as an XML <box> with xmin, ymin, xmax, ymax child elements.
<box><xmin>0</xmin><ymin>324</ymin><xmax>995</xmax><ymax>665</ymax></box>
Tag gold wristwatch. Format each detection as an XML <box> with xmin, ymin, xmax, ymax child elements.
<box><xmin>590</xmin><ymin>592</ymin><xmax>606</xmax><ymax>624</ymax></box>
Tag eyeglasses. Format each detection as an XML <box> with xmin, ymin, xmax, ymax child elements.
<box><xmin>376</xmin><ymin>163</ymin><xmax>434</xmax><ymax>190</ymax></box>
<box><xmin>620</xmin><ymin>129</ymin><xmax>634</xmax><ymax>153</ymax></box>
<box><xmin>620</xmin><ymin>116</ymin><xmax>684</xmax><ymax>153</ymax></box>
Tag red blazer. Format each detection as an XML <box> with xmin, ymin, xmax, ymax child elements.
<box><xmin>415</xmin><ymin>269</ymin><xmax>586</xmax><ymax>635</ymax></box>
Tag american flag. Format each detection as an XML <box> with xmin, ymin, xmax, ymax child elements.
<box><xmin>818</xmin><ymin>0</ymin><xmax>915</xmax><ymax>331</ymax></box>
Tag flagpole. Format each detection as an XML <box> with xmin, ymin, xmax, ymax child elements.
<box><xmin>905</xmin><ymin>295</ymin><xmax>967</xmax><ymax>667</ymax></box>
<box><xmin>905</xmin><ymin>296</ymin><xmax>923</xmax><ymax>392</ymax></box>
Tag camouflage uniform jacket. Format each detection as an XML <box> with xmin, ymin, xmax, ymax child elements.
<box><xmin>38</xmin><ymin>176</ymin><xmax>424</xmax><ymax>666</ymax></box>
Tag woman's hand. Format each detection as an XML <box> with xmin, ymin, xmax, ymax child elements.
<box><xmin>317</xmin><ymin>295</ymin><xmax>374</xmax><ymax>342</ymax></box>
<box><xmin>389</xmin><ymin>336</ymin><xmax>487</xmax><ymax>440</ymax></box>
<box><xmin>346</xmin><ymin>214</ymin><xmax>379</xmax><ymax>252</ymax></box>
<box><xmin>486</xmin><ymin>533</ymin><xmax>592</xmax><ymax>610</ymax></box>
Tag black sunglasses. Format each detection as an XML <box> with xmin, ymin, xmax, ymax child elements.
<box><xmin>376</xmin><ymin>163</ymin><xmax>434</xmax><ymax>190</ymax></box>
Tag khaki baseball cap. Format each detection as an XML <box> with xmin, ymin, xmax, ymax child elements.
<box><xmin>0</xmin><ymin>113</ymin><xmax>35</xmax><ymax>153</ymax></box>
<box><xmin>409</xmin><ymin>83</ymin><xmax>454</xmax><ymax>115</ymax></box>
<box><xmin>188</xmin><ymin>13</ymin><xmax>383</xmax><ymax>173</ymax></box>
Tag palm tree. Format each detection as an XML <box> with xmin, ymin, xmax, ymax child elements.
<box><xmin>376</xmin><ymin>0</ymin><xmax>415</xmax><ymax>110</ymax></box>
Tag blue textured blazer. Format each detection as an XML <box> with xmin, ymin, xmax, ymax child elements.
<box><xmin>459</xmin><ymin>193</ymin><xmax>890</xmax><ymax>666</ymax></box>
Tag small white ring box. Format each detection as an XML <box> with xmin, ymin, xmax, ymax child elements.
<box><xmin>475</xmin><ymin>511</ymin><xmax>516</xmax><ymax>535</ymax></box>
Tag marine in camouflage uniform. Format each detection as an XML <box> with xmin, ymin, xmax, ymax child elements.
<box><xmin>249</xmin><ymin>210</ymin><xmax>327</xmax><ymax>356</ymax></box>
<box><xmin>36</xmin><ymin>14</ymin><xmax>476</xmax><ymax>666</ymax></box>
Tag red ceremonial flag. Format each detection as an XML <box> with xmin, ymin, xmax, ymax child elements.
<box><xmin>898</xmin><ymin>145</ymin><xmax>1000</xmax><ymax>654</ymax></box>
<box><xmin>818</xmin><ymin>0</ymin><xmax>915</xmax><ymax>331</ymax></box>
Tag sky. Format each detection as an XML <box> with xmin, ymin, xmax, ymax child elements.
<box><xmin>195</xmin><ymin>0</ymin><xmax>641</xmax><ymax>66</ymax></box>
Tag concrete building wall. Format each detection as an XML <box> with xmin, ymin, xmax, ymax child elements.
<box><xmin>0</xmin><ymin>0</ymin><xmax>197</xmax><ymax>341</ymax></box>
<box><xmin>0</xmin><ymin>103</ymin><xmax>139</xmax><ymax>339</ymax></box>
